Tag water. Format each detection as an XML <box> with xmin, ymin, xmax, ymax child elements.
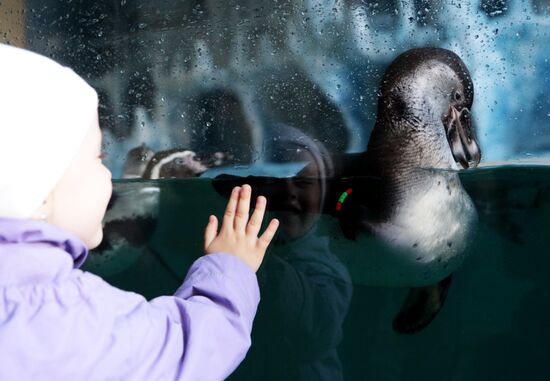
<box><xmin>84</xmin><ymin>165</ymin><xmax>550</xmax><ymax>380</ymax></box>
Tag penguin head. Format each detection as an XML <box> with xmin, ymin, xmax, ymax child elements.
<box><xmin>376</xmin><ymin>47</ymin><xmax>481</xmax><ymax>170</ymax></box>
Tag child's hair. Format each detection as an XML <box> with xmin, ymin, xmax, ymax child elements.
<box><xmin>0</xmin><ymin>44</ymin><xmax>98</xmax><ymax>219</ymax></box>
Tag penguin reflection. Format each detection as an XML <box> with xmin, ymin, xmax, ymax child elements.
<box><xmin>233</xmin><ymin>124</ymin><xmax>352</xmax><ymax>381</ymax></box>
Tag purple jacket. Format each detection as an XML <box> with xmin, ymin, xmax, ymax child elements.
<box><xmin>0</xmin><ymin>218</ymin><xmax>260</xmax><ymax>381</ymax></box>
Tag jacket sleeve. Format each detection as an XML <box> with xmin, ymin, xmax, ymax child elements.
<box><xmin>259</xmin><ymin>253</ymin><xmax>352</xmax><ymax>362</ymax></box>
<box><xmin>85</xmin><ymin>252</ymin><xmax>260</xmax><ymax>381</ymax></box>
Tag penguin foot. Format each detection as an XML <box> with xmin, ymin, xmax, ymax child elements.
<box><xmin>392</xmin><ymin>274</ymin><xmax>453</xmax><ymax>334</ymax></box>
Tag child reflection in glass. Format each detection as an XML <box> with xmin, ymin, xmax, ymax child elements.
<box><xmin>231</xmin><ymin>124</ymin><xmax>353</xmax><ymax>381</ymax></box>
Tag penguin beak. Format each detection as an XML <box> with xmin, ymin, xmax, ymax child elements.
<box><xmin>445</xmin><ymin>106</ymin><xmax>481</xmax><ymax>169</ymax></box>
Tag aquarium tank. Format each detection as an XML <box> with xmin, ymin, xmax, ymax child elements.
<box><xmin>1</xmin><ymin>0</ymin><xmax>550</xmax><ymax>380</ymax></box>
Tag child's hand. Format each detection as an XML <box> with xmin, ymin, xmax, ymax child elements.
<box><xmin>204</xmin><ymin>184</ymin><xmax>279</xmax><ymax>272</ymax></box>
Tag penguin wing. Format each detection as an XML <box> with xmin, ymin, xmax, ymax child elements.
<box><xmin>323</xmin><ymin>176</ymin><xmax>381</xmax><ymax>240</ymax></box>
<box><xmin>323</xmin><ymin>152</ymin><xmax>382</xmax><ymax>240</ymax></box>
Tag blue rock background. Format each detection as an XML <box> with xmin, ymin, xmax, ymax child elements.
<box><xmin>24</xmin><ymin>0</ymin><xmax>550</xmax><ymax>177</ymax></box>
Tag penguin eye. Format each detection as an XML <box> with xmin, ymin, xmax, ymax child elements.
<box><xmin>453</xmin><ymin>91</ymin><xmax>462</xmax><ymax>102</ymax></box>
<box><xmin>175</xmin><ymin>158</ymin><xmax>185</xmax><ymax>166</ymax></box>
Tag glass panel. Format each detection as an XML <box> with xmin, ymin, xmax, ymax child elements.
<box><xmin>2</xmin><ymin>1</ymin><xmax>550</xmax><ymax>380</ymax></box>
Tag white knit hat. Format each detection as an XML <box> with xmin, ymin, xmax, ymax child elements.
<box><xmin>0</xmin><ymin>44</ymin><xmax>98</xmax><ymax>218</ymax></box>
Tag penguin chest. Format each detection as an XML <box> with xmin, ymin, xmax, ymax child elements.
<box><xmin>330</xmin><ymin>174</ymin><xmax>478</xmax><ymax>287</ymax></box>
<box><xmin>369</xmin><ymin>177</ymin><xmax>477</xmax><ymax>265</ymax></box>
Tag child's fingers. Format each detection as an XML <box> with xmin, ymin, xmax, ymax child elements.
<box><xmin>203</xmin><ymin>215</ymin><xmax>218</xmax><ymax>251</ymax></box>
<box><xmin>257</xmin><ymin>218</ymin><xmax>279</xmax><ymax>249</ymax></box>
<box><xmin>221</xmin><ymin>186</ymin><xmax>240</xmax><ymax>232</ymax></box>
<box><xmin>234</xmin><ymin>184</ymin><xmax>251</xmax><ymax>232</ymax></box>
<box><xmin>246</xmin><ymin>196</ymin><xmax>267</xmax><ymax>236</ymax></box>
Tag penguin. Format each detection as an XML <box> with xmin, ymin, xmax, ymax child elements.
<box><xmin>91</xmin><ymin>147</ymin><xmax>231</xmax><ymax>276</ymax></box>
<box><xmin>324</xmin><ymin>47</ymin><xmax>481</xmax><ymax>334</ymax></box>
<box><xmin>341</xmin><ymin>48</ymin><xmax>481</xmax><ymax>333</ymax></box>
<box><xmin>211</xmin><ymin>47</ymin><xmax>481</xmax><ymax>334</ymax></box>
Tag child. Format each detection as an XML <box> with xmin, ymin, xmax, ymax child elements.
<box><xmin>0</xmin><ymin>43</ymin><xmax>279</xmax><ymax>380</ymax></box>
